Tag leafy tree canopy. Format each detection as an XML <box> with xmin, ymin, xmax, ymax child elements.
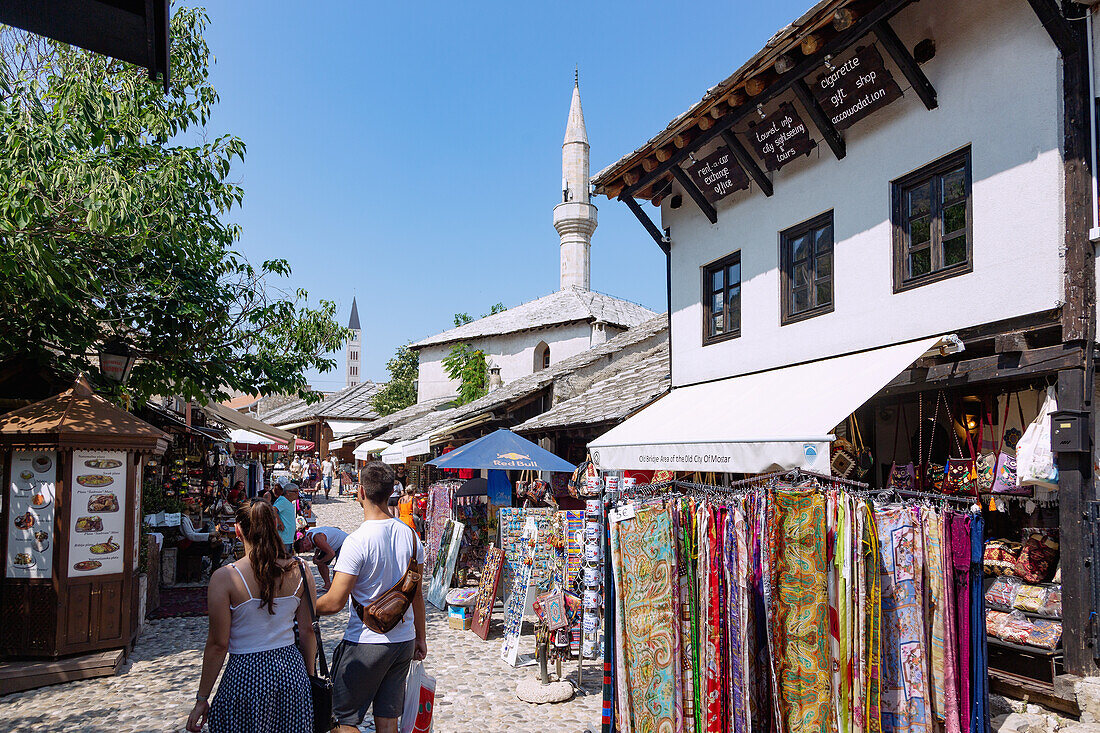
<box><xmin>370</xmin><ymin>343</ymin><xmax>418</xmax><ymax>416</ymax></box>
<box><xmin>0</xmin><ymin>7</ymin><xmax>347</xmax><ymax>404</ymax></box>
<box><xmin>443</xmin><ymin>302</ymin><xmax>506</xmax><ymax>406</ymax></box>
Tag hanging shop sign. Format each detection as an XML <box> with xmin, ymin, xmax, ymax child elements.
<box><xmin>6</xmin><ymin>451</ymin><xmax>57</xmax><ymax>579</ymax></box>
<box><xmin>69</xmin><ymin>449</ymin><xmax>127</xmax><ymax>576</ymax></box>
<box><xmin>684</xmin><ymin>146</ymin><xmax>750</xmax><ymax>203</ymax></box>
<box><xmin>810</xmin><ymin>44</ymin><xmax>903</xmax><ymax>131</ymax></box>
<box><xmin>742</xmin><ymin>102</ymin><xmax>815</xmax><ymax>171</ymax></box>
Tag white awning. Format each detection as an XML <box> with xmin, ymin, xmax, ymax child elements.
<box><xmin>381</xmin><ymin>437</ymin><xmax>432</xmax><ymax>464</ymax></box>
<box><xmin>589</xmin><ymin>335</ymin><xmax>958</xmax><ymax>473</ymax></box>
<box><xmin>327</xmin><ymin>440</ymin><xmax>345</xmax><ymax>450</ymax></box>
<box><xmin>381</xmin><ymin>441</ymin><xmax>408</xmax><ymax>464</ymax></box>
<box><xmin>203</xmin><ymin>402</ymin><xmax>297</xmax><ymax>444</ymax></box>
<box><xmin>230</xmin><ymin>429</ymin><xmax>274</xmax><ymax>445</ymax></box>
<box><xmin>328</xmin><ymin>419</ymin><xmax>370</xmax><ymax>435</ymax></box>
<box><xmin>353</xmin><ymin>439</ymin><xmax>390</xmax><ymax>460</ymax></box>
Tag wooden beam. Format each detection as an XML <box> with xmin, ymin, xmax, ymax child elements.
<box><xmin>1025</xmin><ymin>0</ymin><xmax>1078</xmax><ymax>58</ymax></box>
<box><xmin>880</xmin><ymin>343</ymin><xmax>1084</xmax><ymax>395</ymax></box>
<box><xmin>618</xmin><ymin>0</ymin><xmax>914</xmax><ymax>197</ymax></box>
<box><xmin>792</xmin><ymin>79</ymin><xmax>846</xmax><ymax>160</ymax></box>
<box><xmin>670</xmin><ymin>165</ymin><xmax>718</xmax><ymax>224</ymax></box>
<box><xmin>873</xmin><ymin>20</ymin><xmax>937</xmax><ymax>110</ymax></box>
<box><xmin>721</xmin><ymin>129</ymin><xmax>773</xmax><ymax>197</ymax></box>
<box><xmin>993</xmin><ymin>331</ymin><xmax>1029</xmax><ymax>354</ymax></box>
<box><xmin>620</xmin><ymin>195</ymin><xmax>670</xmax><ymax>253</ymax></box>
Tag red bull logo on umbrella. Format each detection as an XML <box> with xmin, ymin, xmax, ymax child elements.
<box><xmin>493</xmin><ymin>451</ymin><xmax>536</xmax><ymax>467</ymax></box>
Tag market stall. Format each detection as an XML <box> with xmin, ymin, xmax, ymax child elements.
<box><xmin>0</xmin><ymin>377</ymin><xmax>168</xmax><ymax>660</ymax></box>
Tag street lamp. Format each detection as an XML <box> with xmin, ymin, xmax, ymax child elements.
<box><xmin>97</xmin><ymin>339</ymin><xmax>137</xmax><ymax>384</ymax></box>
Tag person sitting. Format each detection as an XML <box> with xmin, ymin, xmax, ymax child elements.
<box><xmin>186</xmin><ymin>500</ymin><xmax>317</xmax><ymax>733</ymax></box>
<box><xmin>295</xmin><ymin>525</ymin><xmax>348</xmax><ymax>591</ymax></box>
<box><xmin>179</xmin><ymin>513</ymin><xmax>223</xmax><ymax>581</ymax></box>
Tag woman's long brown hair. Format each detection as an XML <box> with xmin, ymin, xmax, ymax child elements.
<box><xmin>235</xmin><ymin>500</ymin><xmax>290</xmax><ymax>614</ymax></box>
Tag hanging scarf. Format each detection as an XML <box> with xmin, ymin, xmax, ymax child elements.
<box><xmin>862</xmin><ymin>502</ymin><xmax>882</xmax><ymax>733</ymax></box>
<box><xmin>876</xmin><ymin>505</ymin><xmax>931</xmax><ymax>733</ymax></box>
<box><xmin>940</xmin><ymin>510</ymin><xmax>961</xmax><ymax>733</ymax></box>
<box><xmin>920</xmin><ymin>506</ymin><xmax>947</xmax><ymax>722</ymax></box>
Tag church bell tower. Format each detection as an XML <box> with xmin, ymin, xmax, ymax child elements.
<box><xmin>345</xmin><ymin>297</ymin><xmax>361</xmax><ymax>388</ymax></box>
<box><xmin>553</xmin><ymin>74</ymin><xmax>598</xmax><ymax>290</ymax></box>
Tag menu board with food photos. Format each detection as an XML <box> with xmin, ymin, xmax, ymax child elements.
<box><xmin>69</xmin><ymin>450</ymin><xmax>127</xmax><ymax>576</ymax></box>
<box><xmin>7</xmin><ymin>451</ymin><xmax>57</xmax><ymax>579</ymax></box>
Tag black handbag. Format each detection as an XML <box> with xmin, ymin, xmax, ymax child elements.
<box><xmin>298</xmin><ymin>561</ymin><xmax>335</xmax><ymax>733</ymax></box>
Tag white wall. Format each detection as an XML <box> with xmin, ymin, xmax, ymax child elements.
<box><xmin>416</xmin><ymin>321</ymin><xmax>599</xmax><ymax>402</ymax></box>
<box><xmin>665</xmin><ymin>0</ymin><xmax>1064</xmax><ymax>388</ymax></box>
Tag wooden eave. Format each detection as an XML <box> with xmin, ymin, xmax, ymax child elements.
<box><xmin>592</xmin><ymin>0</ymin><xmax>899</xmax><ymax>201</ymax></box>
<box><xmin>0</xmin><ymin>377</ymin><xmax>169</xmax><ymax>454</ymax></box>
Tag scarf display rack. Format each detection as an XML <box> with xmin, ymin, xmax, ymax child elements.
<box><xmin>602</xmin><ymin>471</ymin><xmax>990</xmax><ymax>733</ymax></box>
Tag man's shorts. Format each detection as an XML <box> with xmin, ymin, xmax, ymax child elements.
<box><xmin>331</xmin><ymin>638</ymin><xmax>416</xmax><ymax>724</ymax></box>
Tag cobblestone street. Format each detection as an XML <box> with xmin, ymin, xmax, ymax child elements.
<box><xmin>0</xmin><ymin>495</ymin><xmax>601</xmax><ymax>732</ymax></box>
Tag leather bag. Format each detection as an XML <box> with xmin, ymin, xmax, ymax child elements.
<box><xmin>297</xmin><ymin>561</ymin><xmax>335</xmax><ymax>733</ymax></box>
<box><xmin>887</xmin><ymin>400</ymin><xmax>915</xmax><ymax>492</ymax></box>
<box><xmin>352</xmin><ymin>523</ymin><xmax>422</xmax><ymax>634</ymax></box>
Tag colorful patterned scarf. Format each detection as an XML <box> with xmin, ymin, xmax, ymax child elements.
<box><xmin>876</xmin><ymin>505</ymin><xmax>931</xmax><ymax>733</ymax></box>
<box><xmin>920</xmin><ymin>507</ymin><xmax>946</xmax><ymax>722</ymax></box>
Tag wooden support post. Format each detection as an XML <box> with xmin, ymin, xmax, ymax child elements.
<box><xmin>1026</xmin><ymin>0</ymin><xmax>1079</xmax><ymax>58</ymax></box>
<box><xmin>1057</xmin><ymin>367</ymin><xmax>1097</xmax><ymax>674</ymax></box>
<box><xmin>792</xmin><ymin>79</ymin><xmax>846</xmax><ymax>160</ymax></box>
<box><xmin>670</xmin><ymin>165</ymin><xmax>718</xmax><ymax>224</ymax></box>
<box><xmin>873</xmin><ymin>20</ymin><xmax>937</xmax><ymax>110</ymax></box>
<box><xmin>721</xmin><ymin>129</ymin><xmax>773</xmax><ymax>197</ymax></box>
<box><xmin>620</xmin><ymin>195</ymin><xmax>670</xmax><ymax>253</ymax></box>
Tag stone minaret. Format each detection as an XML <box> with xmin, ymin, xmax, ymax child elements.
<box><xmin>553</xmin><ymin>75</ymin><xmax>598</xmax><ymax>291</ymax></box>
<box><xmin>345</xmin><ymin>297</ymin><xmax>361</xmax><ymax>388</ymax></box>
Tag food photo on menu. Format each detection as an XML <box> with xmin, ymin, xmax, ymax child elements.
<box><xmin>7</xmin><ymin>451</ymin><xmax>56</xmax><ymax>578</ymax></box>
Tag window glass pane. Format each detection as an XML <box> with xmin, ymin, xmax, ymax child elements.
<box><xmin>814</xmin><ymin>224</ymin><xmax>833</xmax><ymax>254</ymax></box>
<box><xmin>711</xmin><ymin>267</ymin><xmax>723</xmax><ymax>292</ymax></box>
<box><xmin>909</xmin><ymin>248</ymin><xmax>931</xmax><ymax>278</ymax></box>
<box><xmin>908</xmin><ymin>182</ymin><xmax>932</xmax><ymax>217</ymax></box>
<box><xmin>712</xmin><ymin>292</ymin><xmax>724</xmax><ymax>314</ymax></box>
<box><xmin>791</xmin><ymin>286</ymin><xmax>810</xmax><ymax>313</ymax></box>
<box><xmin>943</xmin><ymin>236</ymin><xmax>967</xmax><ymax>267</ymax></box>
<box><xmin>942</xmin><ymin>167</ymin><xmax>966</xmax><ymax>202</ymax></box>
<box><xmin>791</xmin><ymin>234</ymin><xmax>810</xmax><ymax>262</ymax></box>
<box><xmin>711</xmin><ymin>314</ymin><xmax>724</xmax><ymax>337</ymax></box>
<box><xmin>727</xmin><ymin>287</ymin><xmax>740</xmax><ymax>331</ymax></box>
<box><xmin>909</xmin><ymin>215</ymin><xmax>931</xmax><ymax>246</ymax></box>
<box><xmin>943</xmin><ymin>201</ymin><xmax>966</xmax><ymax>236</ymax></box>
<box><xmin>816</xmin><ymin>251</ymin><xmax>832</xmax><ymax>280</ymax></box>
<box><xmin>793</xmin><ymin>262</ymin><xmax>810</xmax><ymax>287</ymax></box>
<box><xmin>727</xmin><ymin>262</ymin><xmax>740</xmax><ymax>287</ymax></box>
<box><xmin>816</xmin><ymin>280</ymin><xmax>833</xmax><ymax>307</ymax></box>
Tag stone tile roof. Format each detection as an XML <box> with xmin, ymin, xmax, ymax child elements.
<box><xmin>350</xmin><ymin>397</ymin><xmax>454</xmax><ymax>441</ymax></box>
<box><xmin>258</xmin><ymin>380</ymin><xmax>383</xmax><ymax>427</ymax></box>
<box><xmin>379</xmin><ymin>313</ymin><xmax>668</xmax><ymax>443</ymax></box>
<box><xmin>515</xmin><ymin>343</ymin><xmax>670</xmax><ymax>433</ymax></box>
<box><xmin>409</xmin><ymin>287</ymin><xmax>656</xmax><ymax>349</ymax></box>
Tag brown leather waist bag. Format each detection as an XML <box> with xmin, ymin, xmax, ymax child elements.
<box><xmin>351</xmin><ymin>526</ymin><xmax>422</xmax><ymax>633</ymax></box>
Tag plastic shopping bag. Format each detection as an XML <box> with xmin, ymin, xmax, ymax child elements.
<box><xmin>1016</xmin><ymin>387</ymin><xmax>1059</xmax><ymax>490</ymax></box>
<box><xmin>400</xmin><ymin>661</ymin><xmax>437</xmax><ymax>733</ymax></box>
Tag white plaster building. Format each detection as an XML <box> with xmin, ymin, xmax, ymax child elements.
<box><xmin>410</xmin><ymin>80</ymin><xmax>655</xmax><ymax>402</ymax></box>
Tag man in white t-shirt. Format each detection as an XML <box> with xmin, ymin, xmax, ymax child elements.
<box><xmin>321</xmin><ymin>456</ymin><xmax>335</xmax><ymax>499</ymax></box>
<box><xmin>316</xmin><ymin>462</ymin><xmax>426</xmax><ymax>733</ymax></box>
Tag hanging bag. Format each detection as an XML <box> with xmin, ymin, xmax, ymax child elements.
<box><xmin>921</xmin><ymin>393</ymin><xmax>946</xmax><ymax>491</ymax></box>
<box><xmin>991</xmin><ymin>393</ymin><xmax>1028</xmax><ymax>495</ymax></box>
<box><xmin>975</xmin><ymin>401</ymin><xmax>997</xmax><ymax>493</ymax></box>
<box><xmin>297</xmin><ymin>560</ymin><xmax>335</xmax><ymax>733</ymax></box>
<box><xmin>942</xmin><ymin>394</ymin><xmax>978</xmax><ymax>496</ymax></box>
<box><xmin>1017</xmin><ymin>386</ymin><xmax>1060</xmax><ymax>490</ymax></box>
<box><xmin>886</xmin><ymin>400</ymin><xmax>915</xmax><ymax>492</ymax></box>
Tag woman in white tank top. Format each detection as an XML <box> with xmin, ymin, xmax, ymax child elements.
<box><xmin>186</xmin><ymin>500</ymin><xmax>318</xmax><ymax>733</ymax></box>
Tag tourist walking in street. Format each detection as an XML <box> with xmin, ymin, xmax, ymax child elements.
<box><xmin>186</xmin><ymin>500</ymin><xmax>316</xmax><ymax>733</ymax></box>
<box><xmin>397</xmin><ymin>487</ymin><xmax>417</xmax><ymax>533</ymax></box>
<box><xmin>321</xmin><ymin>455</ymin><xmax>335</xmax><ymax>500</ymax></box>
<box><xmin>272</xmin><ymin>483</ymin><xmax>297</xmax><ymax>555</ymax></box>
<box><xmin>295</xmin><ymin>524</ymin><xmax>348</xmax><ymax>591</ymax></box>
<box><xmin>316</xmin><ymin>462</ymin><xmax>427</xmax><ymax>733</ymax></box>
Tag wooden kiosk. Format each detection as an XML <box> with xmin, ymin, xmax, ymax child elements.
<box><xmin>0</xmin><ymin>377</ymin><xmax>167</xmax><ymax>680</ymax></box>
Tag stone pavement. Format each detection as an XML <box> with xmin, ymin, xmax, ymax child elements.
<box><xmin>0</xmin><ymin>494</ymin><xmax>602</xmax><ymax>732</ymax></box>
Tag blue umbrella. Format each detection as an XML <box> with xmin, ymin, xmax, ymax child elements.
<box><xmin>428</xmin><ymin>428</ymin><xmax>575</xmax><ymax>472</ymax></box>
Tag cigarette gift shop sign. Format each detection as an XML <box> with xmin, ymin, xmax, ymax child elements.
<box><xmin>810</xmin><ymin>44</ymin><xmax>902</xmax><ymax>130</ymax></box>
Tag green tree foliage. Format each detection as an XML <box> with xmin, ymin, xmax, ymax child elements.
<box><xmin>370</xmin><ymin>344</ymin><xmax>419</xmax><ymax>416</ymax></box>
<box><xmin>442</xmin><ymin>303</ymin><xmax>506</xmax><ymax>405</ymax></box>
<box><xmin>0</xmin><ymin>7</ymin><xmax>347</xmax><ymax>404</ymax></box>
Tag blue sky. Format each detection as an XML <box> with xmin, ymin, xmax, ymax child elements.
<box><xmin>196</xmin><ymin>0</ymin><xmax>811</xmax><ymax>389</ymax></box>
